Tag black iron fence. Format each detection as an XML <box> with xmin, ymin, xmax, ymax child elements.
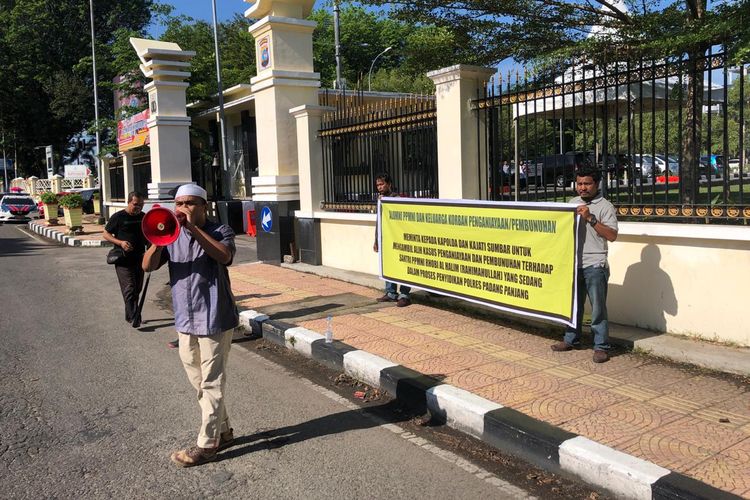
<box><xmin>476</xmin><ymin>47</ymin><xmax>750</xmax><ymax>224</ymax></box>
<box><xmin>319</xmin><ymin>92</ymin><xmax>438</xmax><ymax>212</ymax></box>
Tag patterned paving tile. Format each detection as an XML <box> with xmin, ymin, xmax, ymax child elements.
<box><xmin>476</xmin><ymin>372</ymin><xmax>572</xmax><ymax>407</ymax></box>
<box><xmin>406</xmin><ymin>357</ymin><xmax>473</xmax><ymax>377</ymax></box>
<box><xmin>465</xmin><ymin>341</ymin><xmax>505</xmax><ymax>356</ymax></box>
<box><xmin>337</xmin><ymin>332</ymin><xmax>383</xmax><ymax>347</ymax></box>
<box><xmin>409</xmin><ymin>324</ymin><xmax>441</xmax><ymax>334</ymax></box>
<box><xmin>413</xmin><ymin>340</ymin><xmax>466</xmax><ymax>357</ymax></box>
<box><xmin>609</xmin><ymin>383</ymin><xmax>662</xmax><ymax>402</ymax></box>
<box><xmin>388</xmin><ymin>347</ymin><xmax>438</xmax><ymax>368</ymax></box>
<box><xmin>554</xmin><ymin>384</ymin><xmax>629</xmax><ymax>411</ymax></box>
<box><xmin>653</xmin><ymin>416</ymin><xmax>750</xmax><ymax>454</ymax></box>
<box><xmin>438</xmin><ymin>351</ymin><xmax>497</xmax><ymax>370</ymax></box>
<box><xmin>518</xmin><ymin>396</ymin><xmax>594</xmax><ymax>426</ymax></box>
<box><xmin>444</xmin><ymin>335</ymin><xmax>484</xmax><ymax>347</ymax></box>
<box><xmin>703</xmin><ymin>390</ymin><xmax>750</xmax><ymax>417</ymax></box>
<box><xmin>444</xmin><ymin>369</ymin><xmax>502</xmax><ymax>391</ymax></box>
<box><xmin>661</xmin><ymin>376</ymin><xmax>748</xmax><ymax>406</ymax></box>
<box><xmin>604</xmin><ymin>362</ymin><xmax>692</xmax><ymax>392</ymax></box>
<box><xmin>473</xmin><ymin>361</ymin><xmax>537</xmax><ymax>381</ymax></box>
<box><xmin>686</xmin><ymin>452</ymin><xmax>750</xmax><ymax>497</ymax></box>
<box><xmin>487</xmin><ymin>349</ymin><xmax>531</xmax><ymax>362</ymax></box>
<box><xmin>560</xmin><ymin>410</ymin><xmax>656</xmax><ymax>449</ymax></box>
<box><xmin>388</xmin><ymin>330</ymin><xmax>432</xmax><ymax>348</ymax></box>
<box><xmin>515</xmin><ymin>356</ymin><xmax>559</xmax><ymax>370</ymax></box>
<box><xmin>354</xmin><ymin>338</ymin><xmax>405</xmax><ymax>359</ymax></box>
<box><xmin>424</xmin><ymin>329</ymin><xmax>461</xmax><ymax>341</ymax></box>
<box><xmin>621</xmin><ymin>433</ymin><xmax>714</xmax><ymax>472</ymax></box>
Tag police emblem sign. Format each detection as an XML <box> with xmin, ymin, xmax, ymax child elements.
<box><xmin>258</xmin><ymin>36</ymin><xmax>271</xmax><ymax>70</ymax></box>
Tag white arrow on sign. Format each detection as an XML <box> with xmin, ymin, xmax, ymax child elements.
<box><xmin>262</xmin><ymin>210</ymin><xmax>272</xmax><ymax>227</ymax></box>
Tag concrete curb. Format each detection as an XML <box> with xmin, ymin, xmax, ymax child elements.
<box><xmin>238</xmin><ymin>309</ymin><xmax>741</xmax><ymax>500</ymax></box>
<box><xmin>27</xmin><ymin>221</ymin><xmax>111</xmax><ymax>247</ymax></box>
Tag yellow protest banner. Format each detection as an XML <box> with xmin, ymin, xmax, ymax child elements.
<box><xmin>379</xmin><ymin>198</ymin><xmax>580</xmax><ymax>327</ymax></box>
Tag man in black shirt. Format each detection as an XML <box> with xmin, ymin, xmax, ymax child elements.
<box><xmin>103</xmin><ymin>192</ymin><xmax>147</xmax><ymax>325</ymax></box>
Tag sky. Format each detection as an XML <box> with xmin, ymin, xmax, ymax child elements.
<box><xmin>148</xmin><ymin>0</ymin><xmax>324</xmax><ymax>37</ymax></box>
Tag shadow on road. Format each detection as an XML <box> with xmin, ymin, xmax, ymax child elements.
<box><xmin>218</xmin><ymin>400</ymin><xmax>416</xmax><ymax>462</ymax></box>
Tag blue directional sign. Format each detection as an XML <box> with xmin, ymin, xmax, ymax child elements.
<box><xmin>260</xmin><ymin>206</ymin><xmax>273</xmax><ymax>232</ymax></box>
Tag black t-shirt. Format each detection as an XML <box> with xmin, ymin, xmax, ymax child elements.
<box><xmin>105</xmin><ymin>209</ymin><xmax>147</xmax><ymax>260</ymax></box>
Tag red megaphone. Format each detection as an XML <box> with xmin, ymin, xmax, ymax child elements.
<box><xmin>142</xmin><ymin>207</ymin><xmax>181</xmax><ymax>246</ymax></box>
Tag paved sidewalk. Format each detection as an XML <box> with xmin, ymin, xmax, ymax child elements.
<box><xmin>229</xmin><ymin>262</ymin><xmax>750</xmax><ymax>498</ymax></box>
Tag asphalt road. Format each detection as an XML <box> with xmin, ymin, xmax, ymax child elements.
<box><xmin>0</xmin><ymin>223</ymin><xmax>599</xmax><ymax>499</ymax></box>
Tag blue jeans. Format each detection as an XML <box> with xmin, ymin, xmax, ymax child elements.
<box><xmin>564</xmin><ymin>266</ymin><xmax>610</xmax><ymax>350</ymax></box>
<box><xmin>385</xmin><ymin>281</ymin><xmax>411</xmax><ymax>300</ymax></box>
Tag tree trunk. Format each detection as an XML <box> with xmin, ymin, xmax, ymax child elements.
<box><xmin>681</xmin><ymin>48</ymin><xmax>708</xmax><ymax>205</ymax></box>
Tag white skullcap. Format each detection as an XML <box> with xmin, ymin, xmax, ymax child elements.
<box><xmin>175</xmin><ymin>184</ymin><xmax>207</xmax><ymax>201</ymax></box>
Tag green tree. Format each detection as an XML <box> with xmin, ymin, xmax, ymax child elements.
<box><xmin>160</xmin><ymin>14</ymin><xmax>256</xmax><ymax>103</ymax></box>
<box><xmin>0</xmin><ymin>0</ymin><xmax>156</xmax><ymax>177</ymax></box>
<box><xmin>310</xmin><ymin>5</ymin><xmax>473</xmax><ymax>91</ymax></box>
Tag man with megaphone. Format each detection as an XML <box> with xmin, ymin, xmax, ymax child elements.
<box><xmin>142</xmin><ymin>184</ymin><xmax>239</xmax><ymax>467</ymax></box>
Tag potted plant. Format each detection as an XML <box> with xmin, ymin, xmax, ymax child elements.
<box><xmin>39</xmin><ymin>191</ymin><xmax>59</xmax><ymax>224</ymax></box>
<box><xmin>58</xmin><ymin>192</ymin><xmax>84</xmax><ymax>230</ymax></box>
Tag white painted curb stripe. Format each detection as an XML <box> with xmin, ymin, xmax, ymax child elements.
<box><xmin>284</xmin><ymin>326</ymin><xmax>323</xmax><ymax>357</ymax></box>
<box><xmin>559</xmin><ymin>436</ymin><xmax>670</xmax><ymax>500</ymax></box>
<box><xmin>238</xmin><ymin>310</ymin><xmax>268</xmax><ymax>328</ymax></box>
<box><xmin>426</xmin><ymin>384</ymin><xmax>503</xmax><ymax>440</ymax></box>
<box><xmin>343</xmin><ymin>350</ymin><xmax>398</xmax><ymax>389</ymax></box>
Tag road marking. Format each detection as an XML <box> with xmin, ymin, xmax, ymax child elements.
<box><xmin>16</xmin><ymin>226</ymin><xmax>48</xmax><ymax>244</ymax></box>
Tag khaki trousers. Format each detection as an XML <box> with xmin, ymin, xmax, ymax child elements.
<box><xmin>178</xmin><ymin>329</ymin><xmax>233</xmax><ymax>448</ymax></box>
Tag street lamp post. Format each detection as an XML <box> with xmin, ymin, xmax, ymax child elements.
<box><xmin>368</xmin><ymin>46</ymin><xmax>392</xmax><ymax>92</ymax></box>
<box><xmin>333</xmin><ymin>0</ymin><xmax>343</xmax><ymax>89</ymax></box>
<box><xmin>89</xmin><ymin>0</ymin><xmax>105</xmax><ymax>223</ymax></box>
<box><xmin>211</xmin><ymin>0</ymin><xmax>231</xmax><ymax>201</ymax></box>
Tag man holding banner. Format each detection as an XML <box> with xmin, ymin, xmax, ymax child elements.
<box><xmin>551</xmin><ymin>165</ymin><xmax>618</xmax><ymax>363</ymax></box>
<box><xmin>373</xmin><ymin>173</ymin><xmax>411</xmax><ymax>307</ymax></box>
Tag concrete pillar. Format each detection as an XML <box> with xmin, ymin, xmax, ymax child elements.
<box><xmin>290</xmin><ymin>104</ymin><xmax>333</xmax><ymax>215</ymax></box>
<box><xmin>245</xmin><ymin>0</ymin><xmax>319</xmax><ymax>262</ymax></box>
<box><xmin>51</xmin><ymin>174</ymin><xmax>63</xmax><ymax>194</ymax></box>
<box><xmin>28</xmin><ymin>176</ymin><xmax>38</xmax><ymax>196</ymax></box>
<box><xmin>290</xmin><ymin>104</ymin><xmax>333</xmax><ymax>265</ymax></box>
<box><xmin>130</xmin><ymin>38</ymin><xmax>196</xmax><ymax>200</ymax></box>
<box><xmin>428</xmin><ymin>65</ymin><xmax>495</xmax><ymax>200</ymax></box>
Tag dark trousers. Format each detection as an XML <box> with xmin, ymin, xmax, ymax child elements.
<box><xmin>115</xmin><ymin>260</ymin><xmax>144</xmax><ymax>322</ymax></box>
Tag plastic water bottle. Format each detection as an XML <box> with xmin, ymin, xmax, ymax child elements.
<box><xmin>325</xmin><ymin>315</ymin><xmax>333</xmax><ymax>343</ymax></box>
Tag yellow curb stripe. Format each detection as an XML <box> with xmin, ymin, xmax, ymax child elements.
<box><xmin>517</xmin><ymin>357</ymin><xmax>557</xmax><ymax>370</ymax></box>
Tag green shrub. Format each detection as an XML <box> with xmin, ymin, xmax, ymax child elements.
<box><xmin>58</xmin><ymin>192</ymin><xmax>84</xmax><ymax>209</ymax></box>
<box><xmin>39</xmin><ymin>191</ymin><xmax>59</xmax><ymax>204</ymax></box>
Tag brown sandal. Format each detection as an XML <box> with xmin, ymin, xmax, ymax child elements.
<box><xmin>170</xmin><ymin>446</ymin><xmax>218</xmax><ymax>467</ymax></box>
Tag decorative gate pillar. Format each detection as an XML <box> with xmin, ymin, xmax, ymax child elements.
<box><xmin>130</xmin><ymin>38</ymin><xmax>196</xmax><ymax>200</ymax></box>
<box><xmin>428</xmin><ymin>65</ymin><xmax>495</xmax><ymax>200</ymax></box>
<box><xmin>245</xmin><ymin>0</ymin><xmax>320</xmax><ymax>262</ymax></box>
